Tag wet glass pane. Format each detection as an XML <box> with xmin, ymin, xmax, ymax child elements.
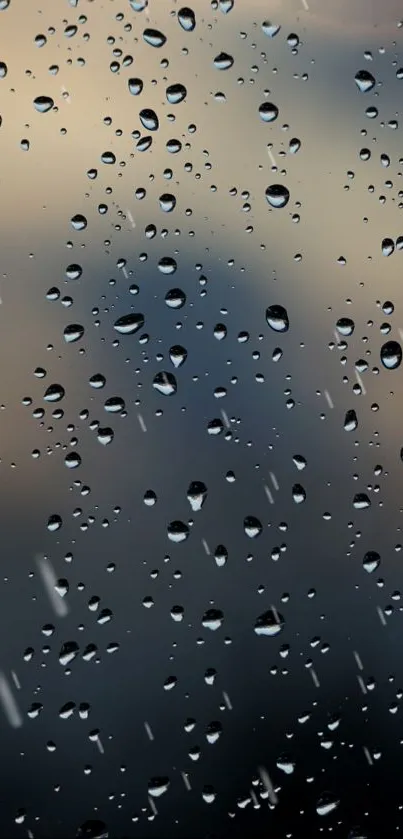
<box><xmin>1</xmin><ymin>1</ymin><xmax>403</xmax><ymax>836</ymax></box>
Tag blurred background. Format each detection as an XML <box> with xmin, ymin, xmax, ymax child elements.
<box><xmin>1</xmin><ymin>0</ymin><xmax>403</xmax><ymax>836</ymax></box>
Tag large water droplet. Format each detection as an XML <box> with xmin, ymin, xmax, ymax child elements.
<box><xmin>254</xmin><ymin>608</ymin><xmax>284</xmax><ymax>637</ymax></box>
<box><xmin>202</xmin><ymin>608</ymin><xmax>223</xmax><ymax>630</ymax></box>
<box><xmin>167</xmin><ymin>520</ymin><xmax>189</xmax><ymax>542</ymax></box>
<box><xmin>244</xmin><ymin>515</ymin><xmax>262</xmax><ymax>538</ymax></box>
<box><xmin>64</xmin><ymin>324</ymin><xmax>84</xmax><ymax>343</ymax></box>
<box><xmin>143</xmin><ymin>28</ymin><xmax>166</xmax><ymax>48</ymax></box>
<box><xmin>148</xmin><ymin>777</ymin><xmax>170</xmax><ymax>797</ymax></box>
<box><xmin>363</xmin><ymin>551</ymin><xmax>380</xmax><ymax>573</ymax></box>
<box><xmin>266</xmin><ymin>304</ymin><xmax>289</xmax><ymax>332</ymax></box>
<box><xmin>178</xmin><ymin>6</ymin><xmax>196</xmax><ymax>30</ymax></box>
<box><xmin>33</xmin><ymin>95</ymin><xmax>54</xmax><ymax>113</ymax></box>
<box><xmin>265</xmin><ymin>184</ymin><xmax>290</xmax><ymax>208</ymax></box>
<box><xmin>262</xmin><ymin>21</ymin><xmax>281</xmax><ymax>37</ymax></box>
<box><xmin>187</xmin><ymin>480</ymin><xmax>207</xmax><ymax>511</ymax></box>
<box><xmin>354</xmin><ymin>70</ymin><xmax>376</xmax><ymax>93</ymax></box>
<box><xmin>114</xmin><ymin>313</ymin><xmax>145</xmax><ymax>334</ymax></box>
<box><xmin>128</xmin><ymin>78</ymin><xmax>143</xmax><ymax>95</ymax></box>
<box><xmin>166</xmin><ymin>83</ymin><xmax>187</xmax><ymax>104</ymax></box>
<box><xmin>381</xmin><ymin>340</ymin><xmax>402</xmax><ymax>369</ymax></box>
<box><xmin>259</xmin><ymin>102</ymin><xmax>279</xmax><ymax>122</ymax></box>
<box><xmin>316</xmin><ymin>792</ymin><xmax>339</xmax><ymax>816</ymax></box>
<box><xmin>44</xmin><ymin>384</ymin><xmax>65</xmax><ymax>402</ymax></box>
<box><xmin>139</xmin><ymin>108</ymin><xmax>159</xmax><ymax>131</ymax></box>
<box><xmin>153</xmin><ymin>371</ymin><xmax>177</xmax><ymax>395</ymax></box>
<box><xmin>213</xmin><ymin>52</ymin><xmax>234</xmax><ymax>70</ymax></box>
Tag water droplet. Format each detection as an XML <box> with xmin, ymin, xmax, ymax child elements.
<box><xmin>266</xmin><ymin>304</ymin><xmax>289</xmax><ymax>332</ymax></box>
<box><xmin>64</xmin><ymin>323</ymin><xmax>84</xmax><ymax>343</ymax></box>
<box><xmin>363</xmin><ymin>551</ymin><xmax>380</xmax><ymax>573</ymax></box>
<box><xmin>344</xmin><ymin>409</ymin><xmax>358</xmax><ymax>431</ymax></box>
<box><xmin>381</xmin><ymin>340</ymin><xmax>402</xmax><ymax>369</ymax></box>
<box><xmin>382</xmin><ymin>237</ymin><xmax>394</xmax><ymax>256</ymax></box>
<box><xmin>44</xmin><ymin>383</ymin><xmax>65</xmax><ymax>402</ymax></box>
<box><xmin>47</xmin><ymin>514</ymin><xmax>62</xmax><ymax>531</ymax></box>
<box><xmin>178</xmin><ymin>6</ymin><xmax>196</xmax><ymax>30</ymax></box>
<box><xmin>153</xmin><ymin>371</ymin><xmax>177</xmax><ymax>395</ymax></box>
<box><xmin>292</xmin><ymin>483</ymin><xmax>306</xmax><ymax>504</ymax></box>
<box><xmin>66</xmin><ymin>264</ymin><xmax>82</xmax><ymax>280</ymax></box>
<box><xmin>167</xmin><ymin>520</ymin><xmax>189</xmax><ymax>542</ymax></box>
<box><xmin>213</xmin><ymin>52</ymin><xmax>234</xmax><ymax>70</ymax></box>
<box><xmin>114</xmin><ymin>313</ymin><xmax>145</xmax><ymax>334</ymax></box>
<box><xmin>71</xmin><ymin>214</ymin><xmax>87</xmax><ymax>231</ymax></box>
<box><xmin>169</xmin><ymin>345</ymin><xmax>187</xmax><ymax>368</ymax></box>
<box><xmin>65</xmin><ymin>452</ymin><xmax>81</xmax><ymax>469</ymax></box>
<box><xmin>353</xmin><ymin>493</ymin><xmax>371</xmax><ymax>510</ymax></box>
<box><xmin>316</xmin><ymin>792</ymin><xmax>339</xmax><ymax>816</ymax></box>
<box><xmin>355</xmin><ymin>70</ymin><xmax>376</xmax><ymax>93</ymax></box>
<box><xmin>202</xmin><ymin>608</ymin><xmax>223</xmax><ymax>630</ymax></box>
<box><xmin>33</xmin><ymin>95</ymin><xmax>54</xmax><ymax>113</ymax></box>
<box><xmin>139</xmin><ymin>108</ymin><xmax>159</xmax><ymax>131</ymax></box>
<box><xmin>254</xmin><ymin>608</ymin><xmax>284</xmax><ymax>637</ymax></box>
<box><xmin>265</xmin><ymin>184</ymin><xmax>290</xmax><ymax>208</ymax></box>
<box><xmin>336</xmin><ymin>317</ymin><xmax>355</xmax><ymax>336</ymax></box>
<box><xmin>76</xmin><ymin>819</ymin><xmax>109</xmax><ymax>838</ymax></box>
<box><xmin>159</xmin><ymin>193</ymin><xmax>176</xmax><ymax>212</ymax></box>
<box><xmin>166</xmin><ymin>83</ymin><xmax>187</xmax><ymax>104</ymax></box>
<box><xmin>128</xmin><ymin>78</ymin><xmax>143</xmax><ymax>95</ymax></box>
<box><xmin>262</xmin><ymin>21</ymin><xmax>281</xmax><ymax>38</ymax></box>
<box><xmin>244</xmin><ymin>516</ymin><xmax>262</xmax><ymax>538</ymax></box>
<box><xmin>158</xmin><ymin>256</ymin><xmax>177</xmax><ymax>274</ymax></box>
<box><xmin>165</xmin><ymin>288</ymin><xmax>186</xmax><ymax>309</ymax></box>
<box><xmin>143</xmin><ymin>28</ymin><xmax>166</xmax><ymax>48</ymax></box>
<box><xmin>59</xmin><ymin>641</ymin><xmax>79</xmax><ymax>666</ymax></box>
<box><xmin>148</xmin><ymin>777</ymin><xmax>170</xmax><ymax>797</ymax></box>
<box><xmin>187</xmin><ymin>481</ymin><xmax>207</xmax><ymax>511</ymax></box>
<box><xmin>97</xmin><ymin>427</ymin><xmax>114</xmax><ymax>445</ymax></box>
<box><xmin>259</xmin><ymin>102</ymin><xmax>279</xmax><ymax>123</ymax></box>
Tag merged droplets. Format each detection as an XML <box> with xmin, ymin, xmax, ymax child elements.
<box><xmin>265</xmin><ymin>184</ymin><xmax>290</xmax><ymax>208</ymax></box>
<box><xmin>380</xmin><ymin>340</ymin><xmax>402</xmax><ymax>370</ymax></box>
<box><xmin>33</xmin><ymin>95</ymin><xmax>54</xmax><ymax>113</ymax></box>
<box><xmin>254</xmin><ymin>608</ymin><xmax>284</xmax><ymax>637</ymax></box>
<box><xmin>114</xmin><ymin>313</ymin><xmax>144</xmax><ymax>334</ymax></box>
<box><xmin>153</xmin><ymin>371</ymin><xmax>177</xmax><ymax>395</ymax></box>
<box><xmin>354</xmin><ymin>70</ymin><xmax>376</xmax><ymax>93</ymax></box>
<box><xmin>266</xmin><ymin>304</ymin><xmax>289</xmax><ymax>333</ymax></box>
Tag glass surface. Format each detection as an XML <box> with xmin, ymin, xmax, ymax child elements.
<box><xmin>1</xmin><ymin>1</ymin><xmax>403</xmax><ymax>836</ymax></box>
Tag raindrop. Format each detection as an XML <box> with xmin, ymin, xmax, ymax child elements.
<box><xmin>139</xmin><ymin>108</ymin><xmax>159</xmax><ymax>131</ymax></box>
<box><xmin>354</xmin><ymin>70</ymin><xmax>376</xmax><ymax>93</ymax></box>
<box><xmin>178</xmin><ymin>7</ymin><xmax>196</xmax><ymax>31</ymax></box>
<box><xmin>187</xmin><ymin>481</ymin><xmax>207</xmax><ymax>511</ymax></box>
<box><xmin>143</xmin><ymin>28</ymin><xmax>166</xmax><ymax>48</ymax></box>
<box><xmin>381</xmin><ymin>340</ymin><xmax>402</xmax><ymax>369</ymax></box>
<box><xmin>292</xmin><ymin>483</ymin><xmax>306</xmax><ymax>504</ymax></box>
<box><xmin>153</xmin><ymin>371</ymin><xmax>177</xmax><ymax>396</ymax></box>
<box><xmin>259</xmin><ymin>102</ymin><xmax>279</xmax><ymax>123</ymax></box>
<box><xmin>76</xmin><ymin>819</ymin><xmax>109</xmax><ymax>838</ymax></box>
<box><xmin>65</xmin><ymin>452</ymin><xmax>81</xmax><ymax>469</ymax></box>
<box><xmin>169</xmin><ymin>345</ymin><xmax>187</xmax><ymax>367</ymax></box>
<box><xmin>59</xmin><ymin>641</ymin><xmax>79</xmax><ymax>666</ymax></box>
<box><xmin>266</xmin><ymin>304</ymin><xmax>289</xmax><ymax>332</ymax></box>
<box><xmin>33</xmin><ymin>95</ymin><xmax>54</xmax><ymax>113</ymax></box>
<box><xmin>265</xmin><ymin>184</ymin><xmax>290</xmax><ymax>208</ymax></box>
<box><xmin>128</xmin><ymin>78</ymin><xmax>143</xmax><ymax>95</ymax></box>
<box><xmin>344</xmin><ymin>409</ymin><xmax>358</xmax><ymax>431</ymax></box>
<box><xmin>66</xmin><ymin>264</ymin><xmax>82</xmax><ymax>280</ymax></box>
<box><xmin>114</xmin><ymin>313</ymin><xmax>145</xmax><ymax>334</ymax></box>
<box><xmin>167</xmin><ymin>521</ymin><xmax>189</xmax><ymax>542</ymax></box>
<box><xmin>363</xmin><ymin>551</ymin><xmax>380</xmax><ymax>573</ymax></box>
<box><xmin>382</xmin><ymin>238</ymin><xmax>394</xmax><ymax>257</ymax></box>
<box><xmin>254</xmin><ymin>608</ymin><xmax>284</xmax><ymax>637</ymax></box>
<box><xmin>336</xmin><ymin>317</ymin><xmax>354</xmax><ymax>336</ymax></box>
<box><xmin>71</xmin><ymin>215</ymin><xmax>87</xmax><ymax>231</ymax></box>
<box><xmin>148</xmin><ymin>777</ymin><xmax>170</xmax><ymax>797</ymax></box>
<box><xmin>202</xmin><ymin>608</ymin><xmax>223</xmax><ymax>630</ymax></box>
<box><xmin>44</xmin><ymin>384</ymin><xmax>65</xmax><ymax>402</ymax></box>
<box><xmin>353</xmin><ymin>493</ymin><xmax>371</xmax><ymax>510</ymax></box>
<box><xmin>213</xmin><ymin>52</ymin><xmax>234</xmax><ymax>70</ymax></box>
<box><xmin>244</xmin><ymin>516</ymin><xmax>262</xmax><ymax>538</ymax></box>
<box><xmin>166</xmin><ymin>83</ymin><xmax>187</xmax><ymax>104</ymax></box>
<box><xmin>47</xmin><ymin>514</ymin><xmax>62</xmax><ymax>532</ymax></box>
<box><xmin>262</xmin><ymin>21</ymin><xmax>281</xmax><ymax>37</ymax></box>
<box><xmin>316</xmin><ymin>792</ymin><xmax>339</xmax><ymax>816</ymax></box>
<box><xmin>165</xmin><ymin>288</ymin><xmax>186</xmax><ymax>309</ymax></box>
<box><xmin>159</xmin><ymin>193</ymin><xmax>176</xmax><ymax>212</ymax></box>
<box><xmin>64</xmin><ymin>324</ymin><xmax>84</xmax><ymax>343</ymax></box>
